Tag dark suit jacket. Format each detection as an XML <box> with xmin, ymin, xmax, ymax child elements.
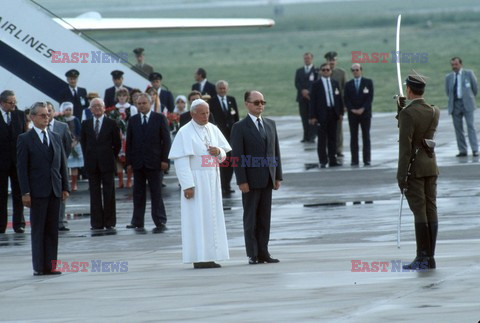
<box><xmin>16</xmin><ymin>129</ymin><xmax>69</xmax><ymax>198</ymax></box>
<box><xmin>295</xmin><ymin>66</ymin><xmax>317</xmax><ymax>102</ymax></box>
<box><xmin>104</xmin><ymin>85</ymin><xmax>133</xmax><ymax>108</ymax></box>
<box><xmin>51</xmin><ymin>120</ymin><xmax>72</xmax><ymax>158</ymax></box>
<box><xmin>344</xmin><ymin>77</ymin><xmax>374</xmax><ymax>118</ymax></box>
<box><xmin>126</xmin><ymin>112</ymin><xmax>171</xmax><ymax>170</ymax></box>
<box><xmin>80</xmin><ymin>117</ymin><xmax>121</xmax><ymax>173</ymax></box>
<box><xmin>309</xmin><ymin>78</ymin><xmax>344</xmax><ymax>125</ymax></box>
<box><xmin>231</xmin><ymin>116</ymin><xmax>283</xmax><ymax>189</ymax></box>
<box><xmin>0</xmin><ymin>109</ymin><xmax>26</xmax><ymax>171</ymax></box>
<box><xmin>59</xmin><ymin>85</ymin><xmax>89</xmax><ymax>120</ymax></box>
<box><xmin>192</xmin><ymin>81</ymin><xmax>217</xmax><ymax>97</ymax></box>
<box><xmin>209</xmin><ymin>95</ymin><xmax>239</xmax><ymax>141</ymax></box>
<box><xmin>159</xmin><ymin>89</ymin><xmax>175</xmax><ymax>113</ymax></box>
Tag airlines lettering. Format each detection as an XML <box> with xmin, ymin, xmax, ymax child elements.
<box><xmin>51</xmin><ymin>51</ymin><xmax>129</xmax><ymax>63</ymax></box>
<box><xmin>0</xmin><ymin>16</ymin><xmax>55</xmax><ymax>58</ymax></box>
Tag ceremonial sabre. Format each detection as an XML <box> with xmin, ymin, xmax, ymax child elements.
<box><xmin>395</xmin><ymin>14</ymin><xmax>404</xmax><ymax>97</ymax></box>
<box><xmin>396</xmin><ymin>14</ymin><xmax>403</xmax><ymax>249</ymax></box>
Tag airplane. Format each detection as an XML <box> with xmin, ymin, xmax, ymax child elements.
<box><xmin>0</xmin><ymin>0</ymin><xmax>274</xmax><ymax>109</ymax></box>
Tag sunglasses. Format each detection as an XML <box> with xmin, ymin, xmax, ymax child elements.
<box><xmin>248</xmin><ymin>100</ymin><xmax>267</xmax><ymax>106</ymax></box>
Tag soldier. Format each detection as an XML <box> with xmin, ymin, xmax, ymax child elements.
<box><xmin>396</xmin><ymin>71</ymin><xmax>440</xmax><ymax>270</ymax></box>
<box><xmin>132</xmin><ymin>48</ymin><xmax>154</xmax><ymax>78</ymax></box>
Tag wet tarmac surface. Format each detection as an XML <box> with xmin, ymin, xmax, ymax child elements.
<box><xmin>1</xmin><ymin>111</ymin><xmax>479</xmax><ymax>322</ymax></box>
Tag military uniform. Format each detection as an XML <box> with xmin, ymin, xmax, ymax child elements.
<box><xmin>132</xmin><ymin>48</ymin><xmax>154</xmax><ymax>79</ymax></box>
<box><xmin>397</xmin><ymin>73</ymin><xmax>440</xmax><ymax>270</ymax></box>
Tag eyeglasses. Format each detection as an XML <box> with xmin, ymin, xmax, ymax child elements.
<box><xmin>35</xmin><ymin>113</ymin><xmax>49</xmax><ymax>118</ymax></box>
<box><xmin>247</xmin><ymin>100</ymin><xmax>267</xmax><ymax>106</ymax></box>
<box><xmin>321</xmin><ymin>69</ymin><xmax>331</xmax><ymax>72</ymax></box>
<box><xmin>351</xmin><ymin>69</ymin><xmax>360</xmax><ymax>72</ymax></box>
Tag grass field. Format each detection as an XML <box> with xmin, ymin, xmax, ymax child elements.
<box><xmin>39</xmin><ymin>0</ymin><xmax>480</xmax><ymax>116</ymax></box>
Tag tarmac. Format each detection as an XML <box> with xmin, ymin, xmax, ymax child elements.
<box><xmin>1</xmin><ymin>110</ymin><xmax>480</xmax><ymax>322</ymax></box>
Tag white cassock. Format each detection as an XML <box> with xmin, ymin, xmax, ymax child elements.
<box><xmin>168</xmin><ymin>120</ymin><xmax>231</xmax><ymax>263</ymax></box>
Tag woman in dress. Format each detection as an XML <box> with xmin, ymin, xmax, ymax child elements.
<box><xmin>60</xmin><ymin>102</ymin><xmax>83</xmax><ymax>191</ymax></box>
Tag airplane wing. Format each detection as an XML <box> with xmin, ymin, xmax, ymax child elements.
<box><xmin>53</xmin><ymin>14</ymin><xmax>275</xmax><ymax>31</ymax></box>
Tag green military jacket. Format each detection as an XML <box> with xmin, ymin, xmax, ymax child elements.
<box><xmin>397</xmin><ymin>98</ymin><xmax>440</xmax><ymax>182</ymax></box>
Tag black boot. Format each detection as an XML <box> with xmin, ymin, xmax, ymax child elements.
<box><xmin>403</xmin><ymin>223</ymin><xmax>431</xmax><ymax>271</ymax></box>
<box><xmin>428</xmin><ymin>222</ymin><xmax>438</xmax><ymax>269</ymax></box>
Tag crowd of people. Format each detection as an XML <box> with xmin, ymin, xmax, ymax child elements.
<box><xmin>1</xmin><ymin>47</ymin><xmax>477</xmax><ymax>274</ymax></box>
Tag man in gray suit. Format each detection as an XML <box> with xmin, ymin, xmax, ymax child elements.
<box><xmin>231</xmin><ymin>90</ymin><xmax>283</xmax><ymax>265</ymax></box>
<box><xmin>17</xmin><ymin>102</ymin><xmax>70</xmax><ymax>275</ymax></box>
<box><xmin>445</xmin><ymin>57</ymin><xmax>478</xmax><ymax>157</ymax></box>
<box><xmin>47</xmin><ymin>102</ymin><xmax>72</xmax><ymax>231</ymax></box>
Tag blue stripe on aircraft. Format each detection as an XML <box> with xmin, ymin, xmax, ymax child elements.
<box><xmin>0</xmin><ymin>41</ymin><xmax>66</xmax><ymax>102</ymax></box>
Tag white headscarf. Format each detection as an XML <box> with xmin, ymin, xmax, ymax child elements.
<box><xmin>173</xmin><ymin>95</ymin><xmax>188</xmax><ymax>114</ymax></box>
<box><xmin>60</xmin><ymin>102</ymin><xmax>74</xmax><ymax>113</ymax></box>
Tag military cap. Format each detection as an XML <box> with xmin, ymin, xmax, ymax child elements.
<box><xmin>111</xmin><ymin>70</ymin><xmax>124</xmax><ymax>79</ymax></box>
<box><xmin>405</xmin><ymin>70</ymin><xmax>427</xmax><ymax>89</ymax></box>
<box><xmin>324</xmin><ymin>51</ymin><xmax>338</xmax><ymax>60</ymax></box>
<box><xmin>133</xmin><ymin>47</ymin><xmax>144</xmax><ymax>56</ymax></box>
<box><xmin>65</xmin><ymin>69</ymin><xmax>80</xmax><ymax>78</ymax></box>
<box><xmin>148</xmin><ymin>72</ymin><xmax>163</xmax><ymax>81</ymax></box>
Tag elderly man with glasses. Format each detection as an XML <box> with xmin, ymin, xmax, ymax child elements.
<box><xmin>17</xmin><ymin>102</ymin><xmax>70</xmax><ymax>275</ymax></box>
<box><xmin>0</xmin><ymin>90</ymin><xmax>27</xmax><ymax>234</ymax></box>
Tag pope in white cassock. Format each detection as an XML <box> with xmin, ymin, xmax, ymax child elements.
<box><xmin>168</xmin><ymin>99</ymin><xmax>231</xmax><ymax>269</ymax></box>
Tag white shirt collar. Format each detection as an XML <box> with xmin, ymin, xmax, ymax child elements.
<box><xmin>140</xmin><ymin>110</ymin><xmax>152</xmax><ymax>120</ymax></box>
<box><xmin>248</xmin><ymin>113</ymin><xmax>262</xmax><ymax>124</ymax></box>
<box><xmin>33</xmin><ymin>125</ymin><xmax>49</xmax><ymax>144</ymax></box>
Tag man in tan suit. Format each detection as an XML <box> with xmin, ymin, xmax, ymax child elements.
<box><xmin>396</xmin><ymin>72</ymin><xmax>440</xmax><ymax>270</ymax></box>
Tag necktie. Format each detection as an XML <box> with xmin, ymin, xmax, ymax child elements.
<box><xmin>257</xmin><ymin>118</ymin><xmax>267</xmax><ymax>141</ymax></box>
<box><xmin>6</xmin><ymin>112</ymin><xmax>11</xmax><ymax>125</ymax></box>
<box><xmin>95</xmin><ymin>119</ymin><xmax>100</xmax><ymax>138</ymax></box>
<box><xmin>327</xmin><ymin>79</ymin><xmax>334</xmax><ymax>107</ymax></box>
<box><xmin>221</xmin><ymin>98</ymin><xmax>228</xmax><ymax>112</ymax></box>
<box><xmin>41</xmin><ymin>130</ymin><xmax>48</xmax><ymax>147</ymax></box>
<box><xmin>355</xmin><ymin>79</ymin><xmax>360</xmax><ymax>93</ymax></box>
<box><xmin>453</xmin><ymin>73</ymin><xmax>458</xmax><ymax>99</ymax></box>
<box><xmin>143</xmin><ymin>115</ymin><xmax>148</xmax><ymax>125</ymax></box>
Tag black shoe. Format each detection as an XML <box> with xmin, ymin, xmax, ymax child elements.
<box><xmin>329</xmin><ymin>162</ymin><xmax>342</xmax><ymax>167</ymax></box>
<box><xmin>45</xmin><ymin>270</ymin><xmax>62</xmax><ymax>275</ymax></box>
<box><xmin>33</xmin><ymin>271</ymin><xmax>44</xmax><ymax>276</ymax></box>
<box><xmin>456</xmin><ymin>152</ymin><xmax>467</xmax><ymax>157</ymax></box>
<box><xmin>58</xmin><ymin>227</ymin><xmax>70</xmax><ymax>231</ymax></box>
<box><xmin>193</xmin><ymin>262</ymin><xmax>221</xmax><ymax>269</ymax></box>
<box><xmin>320</xmin><ymin>164</ymin><xmax>326</xmax><ymax>168</ymax></box>
<box><xmin>351</xmin><ymin>162</ymin><xmax>359</xmax><ymax>166</ymax></box>
<box><xmin>258</xmin><ymin>255</ymin><xmax>280</xmax><ymax>263</ymax></box>
<box><xmin>152</xmin><ymin>224</ymin><xmax>167</xmax><ymax>233</ymax></box>
<box><xmin>14</xmin><ymin>227</ymin><xmax>25</xmax><ymax>233</ymax></box>
<box><xmin>300</xmin><ymin>139</ymin><xmax>306</xmax><ymax>143</ymax></box>
<box><xmin>105</xmin><ymin>226</ymin><xmax>116</xmax><ymax>230</ymax></box>
<box><xmin>126</xmin><ymin>224</ymin><xmax>143</xmax><ymax>229</ymax></box>
<box><xmin>402</xmin><ymin>256</ymin><xmax>430</xmax><ymax>271</ymax></box>
<box><xmin>248</xmin><ymin>256</ymin><xmax>258</xmax><ymax>265</ymax></box>
<box><xmin>90</xmin><ymin>227</ymin><xmax>103</xmax><ymax>230</ymax></box>
<box><xmin>473</xmin><ymin>151</ymin><xmax>479</xmax><ymax>157</ymax></box>
<box><xmin>364</xmin><ymin>162</ymin><xmax>371</xmax><ymax>166</ymax></box>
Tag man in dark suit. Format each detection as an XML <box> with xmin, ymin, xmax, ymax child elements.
<box><xmin>344</xmin><ymin>63</ymin><xmax>374</xmax><ymax>166</ymax></box>
<box><xmin>208</xmin><ymin>80</ymin><xmax>239</xmax><ymax>196</ymax></box>
<box><xmin>231</xmin><ymin>90</ymin><xmax>283</xmax><ymax>265</ymax></box>
<box><xmin>0</xmin><ymin>90</ymin><xmax>26</xmax><ymax>233</ymax></box>
<box><xmin>309</xmin><ymin>63</ymin><xmax>344</xmax><ymax>168</ymax></box>
<box><xmin>80</xmin><ymin>98</ymin><xmax>121</xmax><ymax>230</ymax></box>
<box><xmin>104</xmin><ymin>70</ymin><xmax>133</xmax><ymax>108</ymax></box>
<box><xmin>295</xmin><ymin>52</ymin><xmax>317</xmax><ymax>143</ymax></box>
<box><xmin>58</xmin><ymin>69</ymin><xmax>89</xmax><ymax>120</ymax></box>
<box><xmin>16</xmin><ymin>102</ymin><xmax>70</xmax><ymax>275</ymax></box>
<box><xmin>192</xmin><ymin>68</ymin><xmax>216</xmax><ymax>98</ymax></box>
<box><xmin>46</xmin><ymin>102</ymin><xmax>72</xmax><ymax>231</ymax></box>
<box><xmin>126</xmin><ymin>93</ymin><xmax>171</xmax><ymax>233</ymax></box>
<box><xmin>148</xmin><ymin>72</ymin><xmax>175</xmax><ymax>112</ymax></box>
